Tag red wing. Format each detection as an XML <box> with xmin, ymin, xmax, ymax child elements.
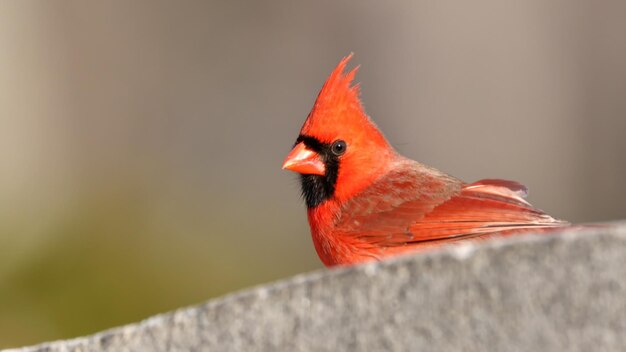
<box><xmin>334</xmin><ymin>164</ymin><xmax>463</xmax><ymax>240</ymax></box>
<box><xmin>336</xmin><ymin>174</ymin><xmax>568</xmax><ymax>248</ymax></box>
<box><xmin>406</xmin><ymin>180</ymin><xmax>567</xmax><ymax>242</ymax></box>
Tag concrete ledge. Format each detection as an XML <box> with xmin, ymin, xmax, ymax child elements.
<box><xmin>6</xmin><ymin>223</ymin><xmax>626</xmax><ymax>352</ymax></box>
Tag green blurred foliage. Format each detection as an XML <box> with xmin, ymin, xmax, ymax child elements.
<box><xmin>0</xmin><ymin>182</ymin><xmax>320</xmax><ymax>347</ymax></box>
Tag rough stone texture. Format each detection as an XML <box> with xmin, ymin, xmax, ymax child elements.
<box><xmin>5</xmin><ymin>223</ymin><xmax>626</xmax><ymax>352</ymax></box>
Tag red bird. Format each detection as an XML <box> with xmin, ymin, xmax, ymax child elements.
<box><xmin>282</xmin><ymin>54</ymin><xmax>568</xmax><ymax>267</ymax></box>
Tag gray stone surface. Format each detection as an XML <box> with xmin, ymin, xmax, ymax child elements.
<box><xmin>5</xmin><ymin>223</ymin><xmax>626</xmax><ymax>352</ymax></box>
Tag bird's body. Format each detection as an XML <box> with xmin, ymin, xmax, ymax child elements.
<box><xmin>283</xmin><ymin>54</ymin><xmax>568</xmax><ymax>267</ymax></box>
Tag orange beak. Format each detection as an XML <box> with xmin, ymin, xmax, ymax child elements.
<box><xmin>282</xmin><ymin>142</ymin><xmax>326</xmax><ymax>176</ymax></box>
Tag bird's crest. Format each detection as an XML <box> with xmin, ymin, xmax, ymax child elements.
<box><xmin>300</xmin><ymin>54</ymin><xmax>372</xmax><ymax>141</ymax></box>
<box><xmin>314</xmin><ymin>53</ymin><xmax>361</xmax><ymax>111</ymax></box>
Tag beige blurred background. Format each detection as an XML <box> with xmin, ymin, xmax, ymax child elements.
<box><xmin>1</xmin><ymin>0</ymin><xmax>625</xmax><ymax>348</ymax></box>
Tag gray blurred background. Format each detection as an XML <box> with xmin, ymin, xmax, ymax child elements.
<box><xmin>1</xmin><ymin>0</ymin><xmax>624</xmax><ymax>348</ymax></box>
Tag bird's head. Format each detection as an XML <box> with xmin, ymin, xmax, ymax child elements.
<box><xmin>282</xmin><ymin>54</ymin><xmax>395</xmax><ymax>208</ymax></box>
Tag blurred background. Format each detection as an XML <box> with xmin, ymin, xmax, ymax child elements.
<box><xmin>1</xmin><ymin>0</ymin><xmax>625</xmax><ymax>348</ymax></box>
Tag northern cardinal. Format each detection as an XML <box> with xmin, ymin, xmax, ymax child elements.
<box><xmin>283</xmin><ymin>54</ymin><xmax>568</xmax><ymax>267</ymax></box>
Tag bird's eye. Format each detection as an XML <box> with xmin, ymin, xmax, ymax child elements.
<box><xmin>330</xmin><ymin>140</ymin><xmax>347</xmax><ymax>156</ymax></box>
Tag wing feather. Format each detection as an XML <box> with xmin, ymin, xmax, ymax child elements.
<box><xmin>335</xmin><ymin>165</ymin><xmax>568</xmax><ymax>250</ymax></box>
